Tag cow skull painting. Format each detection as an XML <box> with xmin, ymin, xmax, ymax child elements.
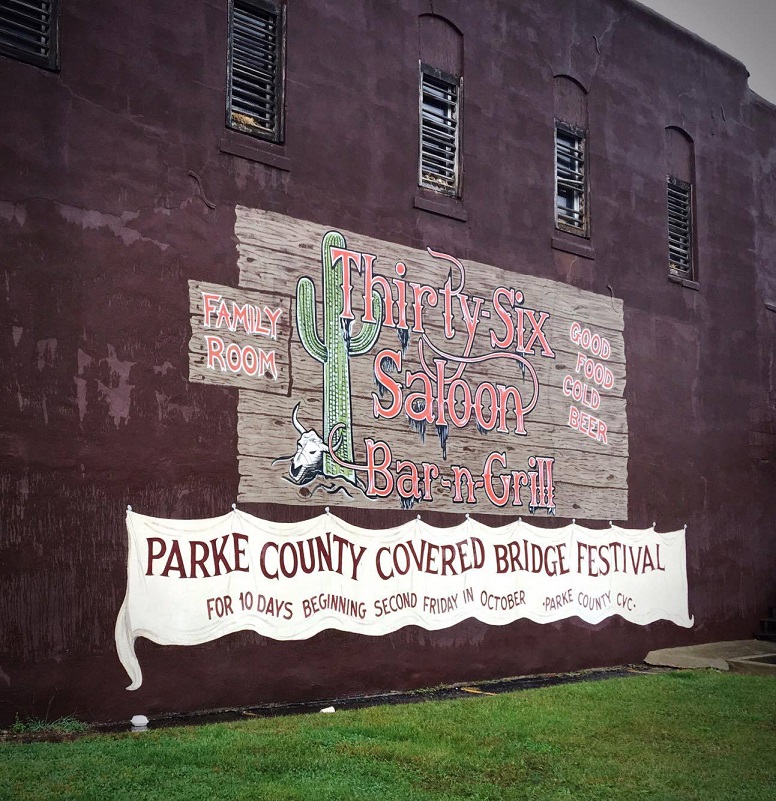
<box><xmin>272</xmin><ymin>403</ymin><xmax>330</xmax><ymax>485</ymax></box>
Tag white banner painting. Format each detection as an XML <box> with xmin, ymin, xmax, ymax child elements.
<box><xmin>115</xmin><ymin>510</ymin><xmax>693</xmax><ymax>689</ymax></box>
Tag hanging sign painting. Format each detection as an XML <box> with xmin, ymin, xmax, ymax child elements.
<box><xmin>188</xmin><ymin>208</ymin><xmax>628</xmax><ymax>519</ymax></box>
<box><xmin>116</xmin><ymin>509</ymin><xmax>692</xmax><ymax>689</ymax></box>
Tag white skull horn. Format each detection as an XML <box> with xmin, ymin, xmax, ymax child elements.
<box><xmin>291</xmin><ymin>402</ymin><xmax>307</xmax><ymax>435</ymax></box>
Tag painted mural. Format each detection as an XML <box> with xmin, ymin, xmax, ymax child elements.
<box><xmin>113</xmin><ymin>214</ymin><xmax>675</xmax><ymax>691</ymax></box>
<box><xmin>188</xmin><ymin>208</ymin><xmax>628</xmax><ymax>519</ymax></box>
<box><xmin>116</xmin><ymin>509</ymin><xmax>692</xmax><ymax>689</ymax></box>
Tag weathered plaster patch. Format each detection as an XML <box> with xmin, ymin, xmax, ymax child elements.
<box><xmin>154</xmin><ymin>390</ymin><xmax>166</xmax><ymax>422</ymax></box>
<box><xmin>75</xmin><ymin>346</ymin><xmax>135</xmax><ymax>425</ymax></box>
<box><xmin>18</xmin><ymin>473</ymin><xmax>29</xmax><ymax>504</ymax></box>
<box><xmin>155</xmin><ymin>391</ymin><xmax>194</xmax><ymax>423</ymax></box>
<box><xmin>77</xmin><ymin>348</ymin><xmax>93</xmax><ymax>375</ymax></box>
<box><xmin>12</xmin><ymin>326</ymin><xmax>23</xmax><ymax>346</ymax></box>
<box><xmin>153</xmin><ymin>360</ymin><xmax>175</xmax><ymax>375</ymax></box>
<box><xmin>98</xmin><ymin>345</ymin><xmax>135</xmax><ymax>426</ymax></box>
<box><xmin>97</xmin><ymin>379</ymin><xmax>133</xmax><ymax>426</ymax></box>
<box><xmin>74</xmin><ymin>376</ymin><xmax>88</xmax><ymax>422</ymax></box>
<box><xmin>36</xmin><ymin>338</ymin><xmax>57</xmax><ymax>370</ymax></box>
<box><xmin>15</xmin><ymin>380</ymin><xmax>30</xmax><ymax>412</ymax></box>
<box><xmin>104</xmin><ymin>344</ymin><xmax>134</xmax><ymax>385</ymax></box>
<box><xmin>233</xmin><ymin>159</ymin><xmax>250</xmax><ymax>192</ymax></box>
<box><xmin>0</xmin><ymin>200</ymin><xmax>26</xmax><ymax>226</ymax></box>
<box><xmin>58</xmin><ymin>204</ymin><xmax>169</xmax><ymax>250</ymax></box>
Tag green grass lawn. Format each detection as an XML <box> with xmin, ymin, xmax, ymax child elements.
<box><xmin>2</xmin><ymin>671</ymin><xmax>775</xmax><ymax>800</ymax></box>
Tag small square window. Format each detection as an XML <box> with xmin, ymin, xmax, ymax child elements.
<box><xmin>420</xmin><ymin>64</ymin><xmax>460</xmax><ymax>196</ymax></box>
<box><xmin>667</xmin><ymin>176</ymin><xmax>693</xmax><ymax>278</ymax></box>
<box><xmin>0</xmin><ymin>0</ymin><xmax>59</xmax><ymax>71</ymax></box>
<box><xmin>555</xmin><ymin>122</ymin><xmax>587</xmax><ymax>235</ymax></box>
<box><xmin>227</xmin><ymin>0</ymin><xmax>285</xmax><ymax>143</ymax></box>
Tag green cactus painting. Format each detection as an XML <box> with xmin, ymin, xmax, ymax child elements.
<box><xmin>296</xmin><ymin>231</ymin><xmax>383</xmax><ymax>484</ymax></box>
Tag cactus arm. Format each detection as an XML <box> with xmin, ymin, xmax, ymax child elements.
<box><xmin>296</xmin><ymin>276</ymin><xmax>327</xmax><ymax>363</ymax></box>
<box><xmin>349</xmin><ymin>289</ymin><xmax>384</xmax><ymax>356</ymax></box>
<box><xmin>321</xmin><ymin>230</ymin><xmax>346</xmax><ymax>259</ymax></box>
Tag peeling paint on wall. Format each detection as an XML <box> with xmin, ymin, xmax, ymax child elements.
<box><xmin>0</xmin><ymin>201</ymin><xmax>26</xmax><ymax>227</ymax></box>
<box><xmin>98</xmin><ymin>346</ymin><xmax>135</xmax><ymax>427</ymax></box>
<box><xmin>35</xmin><ymin>339</ymin><xmax>57</xmax><ymax>371</ymax></box>
<box><xmin>57</xmin><ymin>204</ymin><xmax>170</xmax><ymax>251</ymax></box>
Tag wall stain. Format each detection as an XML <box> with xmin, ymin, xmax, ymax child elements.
<box><xmin>58</xmin><ymin>204</ymin><xmax>170</xmax><ymax>251</ymax></box>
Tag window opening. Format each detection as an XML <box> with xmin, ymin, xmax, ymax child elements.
<box><xmin>0</xmin><ymin>0</ymin><xmax>59</xmax><ymax>70</ymax></box>
<box><xmin>420</xmin><ymin>66</ymin><xmax>459</xmax><ymax>195</ymax></box>
<box><xmin>555</xmin><ymin>123</ymin><xmax>586</xmax><ymax>234</ymax></box>
<box><xmin>228</xmin><ymin>0</ymin><xmax>284</xmax><ymax>142</ymax></box>
<box><xmin>667</xmin><ymin>176</ymin><xmax>692</xmax><ymax>276</ymax></box>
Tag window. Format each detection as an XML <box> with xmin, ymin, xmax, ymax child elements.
<box><xmin>419</xmin><ymin>64</ymin><xmax>460</xmax><ymax>195</ymax></box>
<box><xmin>0</xmin><ymin>0</ymin><xmax>59</xmax><ymax>70</ymax></box>
<box><xmin>227</xmin><ymin>0</ymin><xmax>285</xmax><ymax>143</ymax></box>
<box><xmin>555</xmin><ymin>122</ymin><xmax>587</xmax><ymax>234</ymax></box>
<box><xmin>665</xmin><ymin>127</ymin><xmax>696</xmax><ymax>282</ymax></box>
<box><xmin>667</xmin><ymin>176</ymin><xmax>692</xmax><ymax>277</ymax></box>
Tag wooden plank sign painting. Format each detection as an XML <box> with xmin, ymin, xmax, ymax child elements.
<box><xmin>188</xmin><ymin>208</ymin><xmax>628</xmax><ymax>519</ymax></box>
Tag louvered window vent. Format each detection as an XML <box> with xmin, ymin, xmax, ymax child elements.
<box><xmin>0</xmin><ymin>0</ymin><xmax>59</xmax><ymax>70</ymax></box>
<box><xmin>667</xmin><ymin>176</ymin><xmax>692</xmax><ymax>276</ymax></box>
<box><xmin>228</xmin><ymin>0</ymin><xmax>284</xmax><ymax>142</ymax></box>
<box><xmin>555</xmin><ymin>124</ymin><xmax>587</xmax><ymax>233</ymax></box>
<box><xmin>420</xmin><ymin>66</ymin><xmax>459</xmax><ymax>195</ymax></box>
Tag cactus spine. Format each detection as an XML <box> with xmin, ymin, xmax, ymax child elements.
<box><xmin>296</xmin><ymin>231</ymin><xmax>383</xmax><ymax>483</ymax></box>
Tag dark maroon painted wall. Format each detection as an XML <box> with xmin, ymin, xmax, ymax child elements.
<box><xmin>1</xmin><ymin>0</ymin><xmax>775</xmax><ymax>724</ymax></box>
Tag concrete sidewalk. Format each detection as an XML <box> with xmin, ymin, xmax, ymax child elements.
<box><xmin>646</xmin><ymin>640</ymin><xmax>776</xmax><ymax>675</ymax></box>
